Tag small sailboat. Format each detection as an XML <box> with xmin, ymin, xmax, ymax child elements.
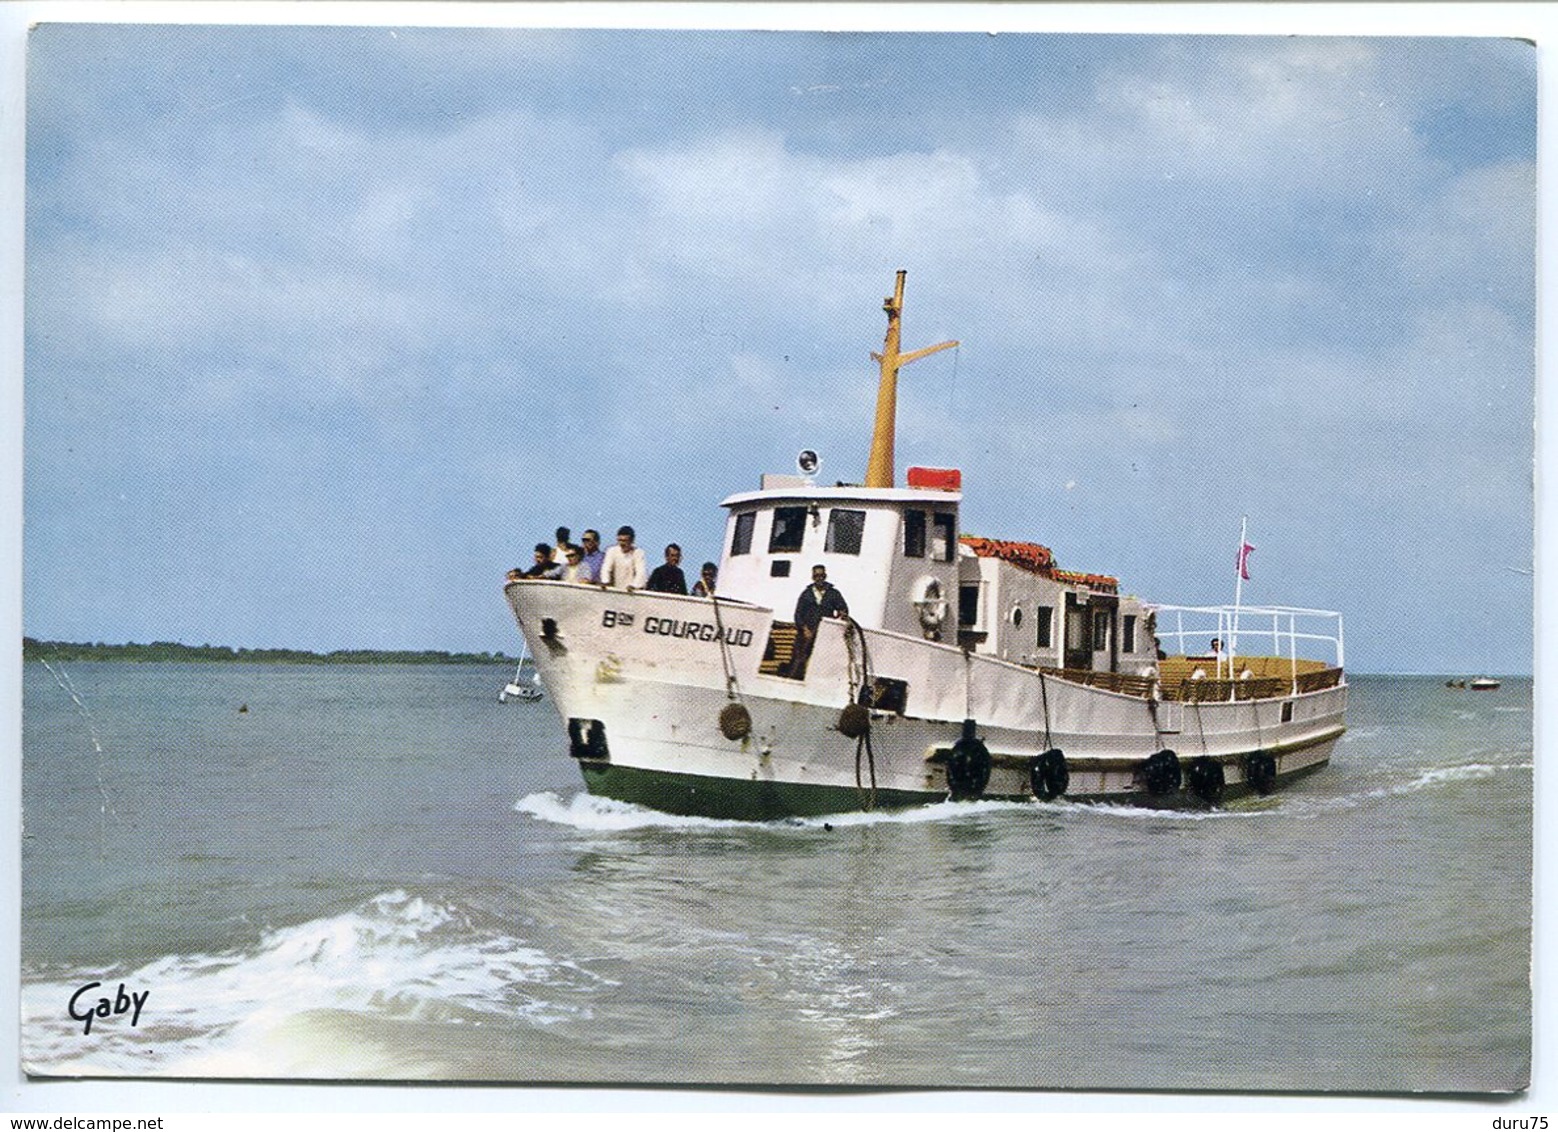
<box><xmin>499</xmin><ymin>648</ymin><xmax>544</xmax><ymax>703</ymax></box>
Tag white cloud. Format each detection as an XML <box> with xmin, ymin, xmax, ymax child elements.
<box><xmin>21</xmin><ymin>29</ymin><xmax>1534</xmax><ymax>667</ymax></box>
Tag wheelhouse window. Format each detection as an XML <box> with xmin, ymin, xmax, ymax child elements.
<box><xmin>731</xmin><ymin>512</ymin><xmax>756</xmax><ymax>556</ymax></box>
<box><xmin>825</xmin><ymin>509</ymin><xmax>866</xmax><ymax>555</ymax></box>
<box><xmin>768</xmin><ymin>506</ymin><xmax>808</xmax><ymax>553</ymax></box>
<box><xmin>931</xmin><ymin>512</ymin><xmax>957</xmax><ymax>562</ymax></box>
<box><xmin>1036</xmin><ymin>606</ymin><xmax>1053</xmax><ymax>649</ymax></box>
<box><xmin>903</xmin><ymin>510</ymin><xmax>927</xmax><ymax>558</ymax></box>
<box><xmin>1122</xmin><ymin>614</ymin><xmax>1137</xmax><ymax>654</ymax></box>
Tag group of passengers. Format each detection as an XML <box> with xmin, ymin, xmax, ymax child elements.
<box><xmin>506</xmin><ymin>526</ymin><xmax>719</xmax><ymax>597</ymax></box>
<box><xmin>506</xmin><ymin>526</ymin><xmax>851</xmax><ymax>680</ymax></box>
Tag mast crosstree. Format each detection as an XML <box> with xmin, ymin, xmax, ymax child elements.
<box><xmin>864</xmin><ymin>270</ymin><xmax>958</xmax><ymax>488</ymax></box>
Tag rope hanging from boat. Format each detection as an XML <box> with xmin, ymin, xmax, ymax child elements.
<box><xmin>710</xmin><ymin>592</ymin><xmax>755</xmax><ymax>741</ymax></box>
<box><xmin>1038</xmin><ymin>666</ymin><xmax>1053</xmax><ymax>749</ymax></box>
<box><xmin>709</xmin><ymin>591</ymin><xmax>741</xmax><ymax>702</ymax></box>
<box><xmin>842</xmin><ymin>618</ymin><xmax>878</xmax><ymax>811</ymax></box>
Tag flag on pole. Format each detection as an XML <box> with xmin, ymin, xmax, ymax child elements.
<box><xmin>1237</xmin><ymin>541</ymin><xmax>1255</xmax><ymax>581</ymax></box>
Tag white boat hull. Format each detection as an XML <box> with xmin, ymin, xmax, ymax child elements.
<box><xmin>505</xmin><ymin>581</ymin><xmax>1346</xmax><ymax>818</ymax></box>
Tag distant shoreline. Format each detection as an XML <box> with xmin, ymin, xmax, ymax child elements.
<box><xmin>22</xmin><ymin>638</ymin><xmax>517</xmax><ymax>665</ymax></box>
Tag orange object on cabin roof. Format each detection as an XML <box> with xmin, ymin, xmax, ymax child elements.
<box><xmin>906</xmin><ymin>466</ymin><xmax>961</xmax><ymax>491</ymax></box>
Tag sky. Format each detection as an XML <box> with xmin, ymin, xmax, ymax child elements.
<box><xmin>15</xmin><ymin>13</ymin><xmax>1538</xmax><ymax>674</ymax></box>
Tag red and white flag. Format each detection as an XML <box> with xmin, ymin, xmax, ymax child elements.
<box><xmin>1237</xmin><ymin>541</ymin><xmax>1255</xmax><ymax>581</ymax></box>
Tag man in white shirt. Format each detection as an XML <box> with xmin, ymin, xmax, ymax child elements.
<box><xmin>600</xmin><ymin>525</ymin><xmax>648</xmax><ymax>590</ymax></box>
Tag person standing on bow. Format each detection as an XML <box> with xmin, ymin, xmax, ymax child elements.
<box><xmin>646</xmin><ymin>543</ymin><xmax>689</xmax><ymax>594</ymax></box>
<box><xmin>600</xmin><ymin>525</ymin><xmax>648</xmax><ymax>590</ymax></box>
<box><xmin>691</xmin><ymin>562</ymin><xmax>719</xmax><ymax>597</ymax></box>
<box><xmin>521</xmin><ymin>543</ymin><xmax>564</xmax><ymax>580</ymax></box>
<box><xmin>560</xmin><ymin>544</ymin><xmax>593</xmax><ymax>584</ymax></box>
<box><xmin>787</xmin><ymin>564</ymin><xmax>848</xmax><ymax>678</ymax></box>
<box><xmin>579</xmin><ymin>529</ymin><xmax>606</xmax><ymax>580</ymax></box>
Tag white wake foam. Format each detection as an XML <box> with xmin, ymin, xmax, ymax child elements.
<box><xmin>518</xmin><ymin>757</ymin><xmax>1520</xmax><ymax>835</ymax></box>
<box><xmin>515</xmin><ymin>789</ymin><xmax>1039</xmax><ymax>832</ymax></box>
<box><xmin>21</xmin><ymin>889</ymin><xmax>604</xmax><ymax>1078</ymax></box>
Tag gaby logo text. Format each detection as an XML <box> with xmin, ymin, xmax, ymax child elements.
<box><xmin>67</xmin><ymin>981</ymin><xmax>149</xmax><ymax>1036</ymax></box>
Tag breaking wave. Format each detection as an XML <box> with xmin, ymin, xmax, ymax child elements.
<box><xmin>21</xmin><ymin>889</ymin><xmax>606</xmax><ymax>1079</ymax></box>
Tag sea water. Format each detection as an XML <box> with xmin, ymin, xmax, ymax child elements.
<box><xmin>19</xmin><ymin>662</ymin><xmax>1531</xmax><ymax>1091</ymax></box>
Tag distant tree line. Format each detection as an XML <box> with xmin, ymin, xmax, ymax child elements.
<box><xmin>22</xmin><ymin>637</ymin><xmax>517</xmax><ymax>665</ymax></box>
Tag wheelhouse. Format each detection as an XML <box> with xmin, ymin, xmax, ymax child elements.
<box><xmin>716</xmin><ymin>467</ymin><xmax>963</xmax><ymax>639</ymax></box>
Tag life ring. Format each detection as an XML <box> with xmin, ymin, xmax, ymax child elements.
<box><xmin>946</xmin><ymin>730</ymin><xmax>992</xmax><ymax>801</ymax></box>
<box><xmin>837</xmin><ymin>701</ymin><xmax>871</xmax><ymax>739</ymax></box>
<box><xmin>1030</xmin><ymin>747</ymin><xmax>1068</xmax><ymax>800</ymax></box>
<box><xmin>1140</xmin><ymin>748</ymin><xmax>1181</xmax><ymax>796</ymax></box>
<box><xmin>1244</xmin><ymin>750</ymin><xmax>1278</xmax><ymax>795</ymax></box>
<box><xmin>1186</xmin><ymin>756</ymin><xmax>1226</xmax><ymax>805</ymax></box>
<box><xmin>719</xmin><ymin>702</ymin><xmax>752</xmax><ymax>740</ymax></box>
<box><xmin>911</xmin><ymin>576</ymin><xmax>948</xmax><ymax>639</ymax></box>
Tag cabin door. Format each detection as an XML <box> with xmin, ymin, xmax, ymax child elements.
<box><xmin>1063</xmin><ymin>593</ymin><xmax>1092</xmax><ymax>670</ymax></box>
<box><xmin>1092</xmin><ymin>595</ymin><xmax>1119</xmax><ymax>673</ymax></box>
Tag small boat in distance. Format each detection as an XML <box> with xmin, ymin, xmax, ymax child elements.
<box><xmin>1470</xmin><ymin>677</ymin><xmax>1501</xmax><ymax>691</ymax></box>
<box><xmin>504</xmin><ymin>271</ymin><xmax>1347</xmax><ymax>818</ymax></box>
<box><xmin>499</xmin><ymin>654</ymin><xmax>544</xmax><ymax>703</ymax></box>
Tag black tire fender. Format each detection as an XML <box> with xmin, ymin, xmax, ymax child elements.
<box><xmin>1141</xmin><ymin>748</ymin><xmax>1182</xmax><ymax>796</ymax></box>
<box><xmin>946</xmin><ymin>727</ymin><xmax>992</xmax><ymax>801</ymax></box>
<box><xmin>1186</xmin><ymin>755</ymin><xmax>1226</xmax><ymax>805</ymax></box>
<box><xmin>1030</xmin><ymin>747</ymin><xmax>1068</xmax><ymax>800</ymax></box>
<box><xmin>1244</xmin><ymin>750</ymin><xmax>1278</xmax><ymax>795</ymax></box>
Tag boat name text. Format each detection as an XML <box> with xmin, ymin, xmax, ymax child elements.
<box><xmin>602</xmin><ymin>610</ymin><xmax>754</xmax><ymax>647</ymax></box>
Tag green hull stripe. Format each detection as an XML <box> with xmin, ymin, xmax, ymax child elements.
<box><xmin>579</xmin><ymin>757</ymin><xmax>1328</xmax><ymax>820</ymax></box>
<box><xmin>580</xmin><ymin>762</ymin><xmax>935</xmax><ymax>820</ymax></box>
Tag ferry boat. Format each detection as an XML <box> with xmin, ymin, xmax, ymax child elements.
<box><xmin>504</xmin><ymin>272</ymin><xmax>1347</xmax><ymax>819</ymax></box>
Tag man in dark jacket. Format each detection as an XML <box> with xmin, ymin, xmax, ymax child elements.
<box><xmin>787</xmin><ymin>564</ymin><xmax>848</xmax><ymax>677</ymax></box>
<box><xmin>646</xmin><ymin>543</ymin><xmax>689</xmax><ymax>595</ymax></box>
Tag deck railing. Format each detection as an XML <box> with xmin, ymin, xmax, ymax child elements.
<box><xmin>1151</xmin><ymin>603</ymin><xmax>1345</xmax><ymax>697</ymax></box>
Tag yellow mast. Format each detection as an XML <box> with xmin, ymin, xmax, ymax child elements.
<box><xmin>864</xmin><ymin>270</ymin><xmax>959</xmax><ymax>488</ymax></box>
